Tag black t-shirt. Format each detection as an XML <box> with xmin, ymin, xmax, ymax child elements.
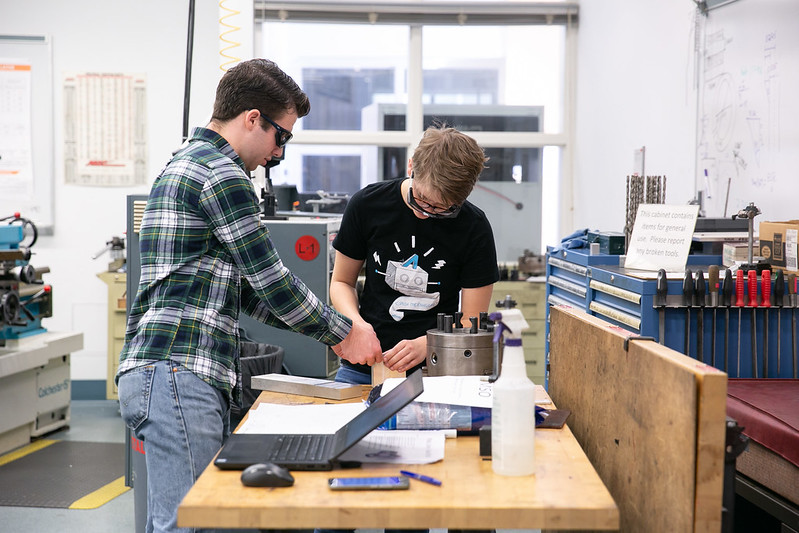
<box><xmin>333</xmin><ymin>178</ymin><xmax>500</xmax><ymax>374</ymax></box>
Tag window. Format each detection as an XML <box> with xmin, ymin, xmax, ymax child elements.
<box><xmin>256</xmin><ymin>2</ymin><xmax>577</xmax><ymax>258</ymax></box>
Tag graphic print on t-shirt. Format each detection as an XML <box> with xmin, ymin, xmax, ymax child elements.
<box><xmin>374</xmin><ymin>238</ymin><xmax>441</xmax><ymax>321</ymax></box>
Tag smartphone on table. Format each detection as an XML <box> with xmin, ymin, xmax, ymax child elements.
<box><xmin>328</xmin><ymin>476</ymin><xmax>410</xmax><ymax>490</ymax></box>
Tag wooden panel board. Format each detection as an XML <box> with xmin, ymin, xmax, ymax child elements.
<box><xmin>548</xmin><ymin>306</ymin><xmax>726</xmax><ymax>533</ymax></box>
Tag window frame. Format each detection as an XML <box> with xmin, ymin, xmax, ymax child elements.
<box><xmin>254</xmin><ymin>0</ymin><xmax>578</xmax><ymax>247</ymax></box>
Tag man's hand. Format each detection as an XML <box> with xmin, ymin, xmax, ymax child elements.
<box><xmin>333</xmin><ymin>320</ymin><xmax>382</xmax><ymax>366</ymax></box>
<box><xmin>382</xmin><ymin>336</ymin><xmax>427</xmax><ymax>372</ymax></box>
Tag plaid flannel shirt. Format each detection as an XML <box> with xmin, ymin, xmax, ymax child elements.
<box><xmin>116</xmin><ymin>127</ymin><xmax>351</xmax><ymax>403</ymax></box>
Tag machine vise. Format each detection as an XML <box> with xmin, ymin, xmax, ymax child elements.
<box><xmin>0</xmin><ymin>214</ymin><xmax>52</xmax><ymax>345</ymax></box>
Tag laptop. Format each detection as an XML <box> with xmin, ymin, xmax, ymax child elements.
<box><xmin>214</xmin><ymin>370</ymin><xmax>423</xmax><ymax>471</ymax></box>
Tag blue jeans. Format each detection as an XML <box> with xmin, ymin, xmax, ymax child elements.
<box><xmin>118</xmin><ymin>360</ymin><xmax>231</xmax><ymax>533</ymax></box>
<box><xmin>334</xmin><ymin>362</ymin><xmax>372</xmax><ymax>385</ymax></box>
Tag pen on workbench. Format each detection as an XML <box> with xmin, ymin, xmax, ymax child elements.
<box><xmin>400</xmin><ymin>470</ymin><xmax>442</xmax><ymax>486</ymax></box>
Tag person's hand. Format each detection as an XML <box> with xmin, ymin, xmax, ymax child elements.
<box><xmin>333</xmin><ymin>320</ymin><xmax>382</xmax><ymax>366</ymax></box>
<box><xmin>382</xmin><ymin>336</ymin><xmax>427</xmax><ymax>372</ymax></box>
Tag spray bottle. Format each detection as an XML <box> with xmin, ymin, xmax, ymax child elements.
<box><xmin>489</xmin><ymin>308</ymin><xmax>536</xmax><ymax>476</ymax></box>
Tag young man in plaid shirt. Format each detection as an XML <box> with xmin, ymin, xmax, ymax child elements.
<box><xmin>116</xmin><ymin>59</ymin><xmax>382</xmax><ymax>533</ymax></box>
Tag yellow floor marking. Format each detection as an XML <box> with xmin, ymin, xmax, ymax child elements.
<box><xmin>69</xmin><ymin>476</ymin><xmax>131</xmax><ymax>510</ymax></box>
<box><xmin>0</xmin><ymin>439</ymin><xmax>57</xmax><ymax>467</ymax></box>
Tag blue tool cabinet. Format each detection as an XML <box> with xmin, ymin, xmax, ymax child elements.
<box><xmin>545</xmin><ymin>247</ymin><xmax>798</xmax><ymax>383</ymax></box>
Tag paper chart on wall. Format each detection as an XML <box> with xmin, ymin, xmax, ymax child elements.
<box><xmin>0</xmin><ymin>61</ymin><xmax>34</xmax><ymax>201</ymax></box>
<box><xmin>63</xmin><ymin>72</ymin><xmax>148</xmax><ymax>187</ymax></box>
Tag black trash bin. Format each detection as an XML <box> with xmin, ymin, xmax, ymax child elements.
<box><xmin>232</xmin><ymin>342</ymin><xmax>285</xmax><ymax>427</ymax></box>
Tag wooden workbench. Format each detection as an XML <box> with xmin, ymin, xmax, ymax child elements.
<box><xmin>178</xmin><ymin>385</ymin><xmax>619</xmax><ymax>531</ymax></box>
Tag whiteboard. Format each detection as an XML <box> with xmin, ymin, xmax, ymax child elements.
<box><xmin>0</xmin><ymin>35</ymin><xmax>54</xmax><ymax>232</ymax></box>
<box><xmin>697</xmin><ymin>0</ymin><xmax>799</xmax><ymax>222</ymax></box>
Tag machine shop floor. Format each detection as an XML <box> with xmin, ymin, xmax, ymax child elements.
<box><xmin>1</xmin><ymin>400</ymin><xmax>135</xmax><ymax>533</ymax></box>
<box><xmin>1</xmin><ymin>400</ymin><xmax>540</xmax><ymax>533</ymax></box>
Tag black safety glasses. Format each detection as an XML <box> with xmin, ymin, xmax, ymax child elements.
<box><xmin>407</xmin><ymin>178</ymin><xmax>461</xmax><ymax>219</ymax></box>
<box><xmin>261</xmin><ymin>115</ymin><xmax>293</xmax><ymax>147</ymax></box>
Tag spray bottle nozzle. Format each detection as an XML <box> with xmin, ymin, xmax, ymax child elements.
<box><xmin>489</xmin><ymin>312</ymin><xmax>509</xmax><ymax>343</ymax></box>
<box><xmin>489</xmin><ymin>309</ymin><xmax>529</xmax><ymax>344</ymax></box>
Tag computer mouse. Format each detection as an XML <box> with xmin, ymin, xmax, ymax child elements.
<box><xmin>240</xmin><ymin>462</ymin><xmax>295</xmax><ymax>487</ymax></box>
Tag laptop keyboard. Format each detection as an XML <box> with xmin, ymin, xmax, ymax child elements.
<box><xmin>268</xmin><ymin>434</ymin><xmax>329</xmax><ymax>462</ymax></box>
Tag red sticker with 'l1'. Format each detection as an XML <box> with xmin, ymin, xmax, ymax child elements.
<box><xmin>295</xmin><ymin>235</ymin><xmax>320</xmax><ymax>261</ymax></box>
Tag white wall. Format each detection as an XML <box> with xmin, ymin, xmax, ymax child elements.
<box><xmin>1</xmin><ymin>0</ymin><xmax>224</xmax><ymax>382</ymax></box>
<box><xmin>573</xmin><ymin>0</ymin><xmax>699</xmax><ymax>233</ymax></box>
<box><xmin>1</xmin><ymin>0</ymin><xmax>702</xmax><ymax>384</ymax></box>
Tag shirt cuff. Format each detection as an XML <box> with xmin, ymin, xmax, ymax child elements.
<box><xmin>326</xmin><ymin>306</ymin><xmax>353</xmax><ymax>344</ymax></box>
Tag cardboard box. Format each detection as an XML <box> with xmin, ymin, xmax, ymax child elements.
<box><xmin>250</xmin><ymin>373</ymin><xmax>363</xmax><ymax>400</ymax></box>
<box><xmin>758</xmin><ymin>220</ymin><xmax>799</xmax><ymax>271</ymax></box>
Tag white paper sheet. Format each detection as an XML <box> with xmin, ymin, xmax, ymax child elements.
<box><xmin>0</xmin><ymin>61</ymin><xmax>34</xmax><ymax>198</ymax></box>
<box><xmin>380</xmin><ymin>375</ymin><xmax>493</xmax><ymax>408</ymax></box>
<box><xmin>380</xmin><ymin>375</ymin><xmax>549</xmax><ymax>406</ymax></box>
<box><xmin>624</xmin><ymin>204</ymin><xmax>699</xmax><ymax>272</ymax></box>
<box><xmin>339</xmin><ymin>430</ymin><xmax>446</xmax><ymax>464</ymax></box>
<box><xmin>237</xmin><ymin>402</ymin><xmax>365</xmax><ymax>434</ymax></box>
<box><xmin>63</xmin><ymin>71</ymin><xmax>148</xmax><ymax>186</ymax></box>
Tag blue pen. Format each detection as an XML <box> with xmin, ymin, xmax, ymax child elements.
<box><xmin>400</xmin><ymin>470</ymin><xmax>442</xmax><ymax>486</ymax></box>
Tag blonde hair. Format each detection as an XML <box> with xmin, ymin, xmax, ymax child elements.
<box><xmin>411</xmin><ymin>124</ymin><xmax>488</xmax><ymax>206</ymax></box>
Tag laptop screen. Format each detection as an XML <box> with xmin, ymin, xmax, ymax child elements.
<box><xmin>332</xmin><ymin>370</ymin><xmax>423</xmax><ymax>456</ymax></box>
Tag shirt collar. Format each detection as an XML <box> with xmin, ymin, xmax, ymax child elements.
<box><xmin>188</xmin><ymin>127</ymin><xmax>247</xmax><ymax>173</ymax></box>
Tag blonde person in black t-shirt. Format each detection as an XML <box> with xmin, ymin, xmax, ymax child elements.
<box><xmin>329</xmin><ymin>124</ymin><xmax>500</xmax><ymax>386</ymax></box>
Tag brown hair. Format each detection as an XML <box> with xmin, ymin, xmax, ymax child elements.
<box><xmin>211</xmin><ymin>58</ymin><xmax>310</xmax><ymax>123</ymax></box>
<box><xmin>411</xmin><ymin>123</ymin><xmax>488</xmax><ymax>206</ymax></box>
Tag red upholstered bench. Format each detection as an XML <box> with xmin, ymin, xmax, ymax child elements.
<box><xmin>726</xmin><ymin>379</ymin><xmax>799</xmax><ymax>507</ymax></box>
